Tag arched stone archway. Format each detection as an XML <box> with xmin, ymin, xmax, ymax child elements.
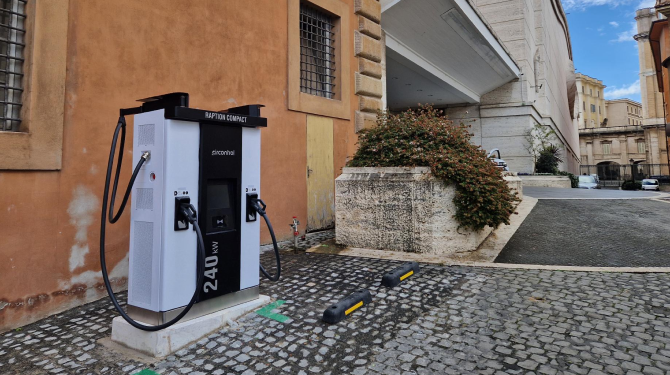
<box><xmin>596</xmin><ymin>161</ymin><xmax>620</xmax><ymax>181</ymax></box>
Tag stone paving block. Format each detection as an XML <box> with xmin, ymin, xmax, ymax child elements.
<box><xmin>2</xmin><ymin>230</ymin><xmax>670</xmax><ymax>374</ymax></box>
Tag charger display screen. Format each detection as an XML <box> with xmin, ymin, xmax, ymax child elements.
<box><xmin>206</xmin><ymin>180</ymin><xmax>236</xmax><ymax>233</ymax></box>
<box><xmin>208</xmin><ymin>183</ymin><xmax>232</xmax><ymax>209</ymax></box>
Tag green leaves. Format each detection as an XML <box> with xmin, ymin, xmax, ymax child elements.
<box><xmin>349</xmin><ymin>106</ymin><xmax>518</xmax><ymax>231</ymax></box>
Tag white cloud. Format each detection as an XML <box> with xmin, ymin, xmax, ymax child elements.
<box><xmin>563</xmin><ymin>0</ymin><xmax>655</xmax><ymax>10</ymax></box>
<box><xmin>611</xmin><ymin>22</ymin><xmax>638</xmax><ymax>42</ymax></box>
<box><xmin>604</xmin><ymin>80</ymin><xmax>641</xmax><ymax>99</ymax></box>
<box><xmin>610</xmin><ymin>21</ymin><xmax>619</xmax><ymax>27</ymax></box>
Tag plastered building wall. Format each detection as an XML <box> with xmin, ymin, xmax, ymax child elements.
<box><xmin>575</xmin><ymin>74</ymin><xmax>606</xmax><ymax>129</ymax></box>
<box><xmin>606</xmin><ymin>100</ymin><xmax>643</xmax><ymax>127</ymax></box>
<box><xmin>445</xmin><ymin>0</ymin><xmax>578</xmax><ymax>174</ymax></box>
<box><xmin>0</xmin><ymin>0</ymin><xmax>363</xmax><ymax>332</ymax></box>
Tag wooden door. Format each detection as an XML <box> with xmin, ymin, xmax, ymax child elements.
<box><xmin>306</xmin><ymin>115</ymin><xmax>334</xmax><ymax>231</ymax></box>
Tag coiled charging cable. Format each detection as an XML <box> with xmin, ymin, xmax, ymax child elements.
<box><xmin>99</xmin><ymin>115</ymin><xmax>205</xmax><ymax>331</ymax></box>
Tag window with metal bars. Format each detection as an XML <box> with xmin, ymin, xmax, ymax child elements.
<box><xmin>0</xmin><ymin>0</ymin><xmax>25</xmax><ymax>132</ymax></box>
<box><xmin>300</xmin><ymin>4</ymin><xmax>336</xmax><ymax>99</ymax></box>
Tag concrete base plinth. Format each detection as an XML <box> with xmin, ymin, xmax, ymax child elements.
<box><xmin>111</xmin><ymin>295</ymin><xmax>271</xmax><ymax>357</ymax></box>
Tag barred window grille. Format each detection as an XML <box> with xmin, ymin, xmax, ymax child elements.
<box><xmin>300</xmin><ymin>4</ymin><xmax>335</xmax><ymax>99</ymax></box>
<box><xmin>0</xmin><ymin>0</ymin><xmax>26</xmax><ymax>132</ymax></box>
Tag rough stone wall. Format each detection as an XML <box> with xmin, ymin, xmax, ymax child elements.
<box><xmin>335</xmin><ymin>167</ymin><xmax>493</xmax><ymax>254</ymax></box>
<box><xmin>354</xmin><ymin>0</ymin><xmax>384</xmax><ymax>132</ymax></box>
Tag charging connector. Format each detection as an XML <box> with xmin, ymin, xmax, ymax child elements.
<box><xmin>248</xmin><ymin>196</ymin><xmax>281</xmax><ymax>282</ymax></box>
<box><xmin>174</xmin><ymin>197</ymin><xmax>191</xmax><ymax>231</ymax></box>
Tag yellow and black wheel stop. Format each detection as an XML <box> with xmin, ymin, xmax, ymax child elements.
<box><xmin>381</xmin><ymin>262</ymin><xmax>420</xmax><ymax>288</ymax></box>
<box><xmin>322</xmin><ymin>289</ymin><xmax>372</xmax><ymax>324</ymax></box>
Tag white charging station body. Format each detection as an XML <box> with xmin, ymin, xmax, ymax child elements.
<box><xmin>124</xmin><ymin>98</ymin><xmax>265</xmax><ymax>324</ymax></box>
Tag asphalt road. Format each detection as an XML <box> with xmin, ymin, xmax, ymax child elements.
<box><xmin>495</xmin><ymin>198</ymin><xmax>670</xmax><ymax>267</ymax></box>
<box><xmin>523</xmin><ymin>186</ymin><xmax>669</xmax><ymax>199</ymax></box>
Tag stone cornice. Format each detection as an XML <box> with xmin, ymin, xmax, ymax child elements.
<box><xmin>634</xmin><ymin>32</ymin><xmax>650</xmax><ymax>41</ymax></box>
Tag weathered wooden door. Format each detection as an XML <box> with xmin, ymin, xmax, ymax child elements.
<box><xmin>306</xmin><ymin>115</ymin><xmax>334</xmax><ymax>231</ymax></box>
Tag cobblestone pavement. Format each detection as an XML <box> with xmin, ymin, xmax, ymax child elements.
<box><xmin>495</xmin><ymin>199</ymin><xmax>670</xmax><ymax>267</ymax></box>
<box><xmin>3</xmin><ymin>237</ymin><xmax>670</xmax><ymax>374</ymax></box>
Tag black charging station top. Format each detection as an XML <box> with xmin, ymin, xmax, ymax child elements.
<box><xmin>121</xmin><ymin>92</ymin><xmax>267</xmax><ymax>128</ymax></box>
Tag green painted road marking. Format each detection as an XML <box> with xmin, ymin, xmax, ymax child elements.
<box><xmin>256</xmin><ymin>300</ymin><xmax>289</xmax><ymax>323</ymax></box>
<box><xmin>133</xmin><ymin>370</ymin><xmax>159</xmax><ymax>375</ymax></box>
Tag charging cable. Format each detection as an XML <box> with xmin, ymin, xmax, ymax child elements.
<box><xmin>99</xmin><ymin>115</ymin><xmax>206</xmax><ymax>331</ymax></box>
<box><xmin>249</xmin><ymin>198</ymin><xmax>281</xmax><ymax>281</ymax></box>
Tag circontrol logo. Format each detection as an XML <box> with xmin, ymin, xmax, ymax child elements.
<box><xmin>211</xmin><ymin>150</ymin><xmax>235</xmax><ymax>156</ymax></box>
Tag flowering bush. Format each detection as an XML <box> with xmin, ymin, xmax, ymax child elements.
<box><xmin>348</xmin><ymin>106</ymin><xmax>518</xmax><ymax>231</ymax></box>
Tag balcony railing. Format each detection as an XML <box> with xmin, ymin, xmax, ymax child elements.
<box><xmin>578</xmin><ymin>125</ymin><xmax>645</xmax><ymax>135</ymax></box>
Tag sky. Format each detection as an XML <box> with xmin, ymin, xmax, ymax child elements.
<box><xmin>564</xmin><ymin>0</ymin><xmax>657</xmax><ymax>103</ymax></box>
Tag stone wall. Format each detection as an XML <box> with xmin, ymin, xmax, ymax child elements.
<box><xmin>354</xmin><ymin>0</ymin><xmax>384</xmax><ymax>132</ymax></box>
<box><xmin>519</xmin><ymin>175</ymin><xmax>571</xmax><ymax>188</ymax></box>
<box><xmin>335</xmin><ymin>167</ymin><xmax>496</xmax><ymax>254</ymax></box>
<box><xmin>445</xmin><ymin>0</ymin><xmax>579</xmax><ymax>174</ymax></box>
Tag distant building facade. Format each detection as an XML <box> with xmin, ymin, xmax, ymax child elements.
<box><xmin>579</xmin><ymin>98</ymin><xmax>648</xmax><ymax>166</ymax></box>
<box><xmin>576</xmin><ymin>4</ymin><xmax>670</xmax><ymax>177</ymax></box>
<box><xmin>606</xmin><ymin>99</ymin><xmax>643</xmax><ymax>127</ymax></box>
<box><xmin>575</xmin><ymin>74</ymin><xmax>606</xmax><ymax>129</ymax></box>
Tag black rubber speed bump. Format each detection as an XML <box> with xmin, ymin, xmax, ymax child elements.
<box><xmin>322</xmin><ymin>289</ymin><xmax>372</xmax><ymax>324</ymax></box>
<box><xmin>381</xmin><ymin>262</ymin><xmax>420</xmax><ymax>288</ymax></box>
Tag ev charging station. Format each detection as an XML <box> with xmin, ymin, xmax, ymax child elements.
<box><xmin>99</xmin><ymin>93</ymin><xmax>280</xmax><ymax>340</ymax></box>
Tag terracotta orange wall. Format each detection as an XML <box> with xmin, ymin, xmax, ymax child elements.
<box><xmin>0</xmin><ymin>0</ymin><xmax>359</xmax><ymax>332</ymax></box>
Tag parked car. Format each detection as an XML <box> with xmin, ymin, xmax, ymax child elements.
<box><xmin>578</xmin><ymin>175</ymin><xmax>599</xmax><ymax>189</ymax></box>
<box><xmin>487</xmin><ymin>148</ymin><xmax>509</xmax><ymax>171</ymax></box>
<box><xmin>650</xmin><ymin>175</ymin><xmax>670</xmax><ymax>184</ymax></box>
<box><xmin>641</xmin><ymin>179</ymin><xmax>660</xmax><ymax>191</ymax></box>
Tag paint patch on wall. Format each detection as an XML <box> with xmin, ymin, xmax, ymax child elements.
<box><xmin>69</xmin><ymin>244</ymin><xmax>89</xmax><ymax>272</ymax></box>
<box><xmin>67</xmin><ymin>185</ymin><xmax>98</xmax><ymax>272</ymax></box>
<box><xmin>61</xmin><ymin>253</ymin><xmax>128</xmax><ymax>290</ymax></box>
